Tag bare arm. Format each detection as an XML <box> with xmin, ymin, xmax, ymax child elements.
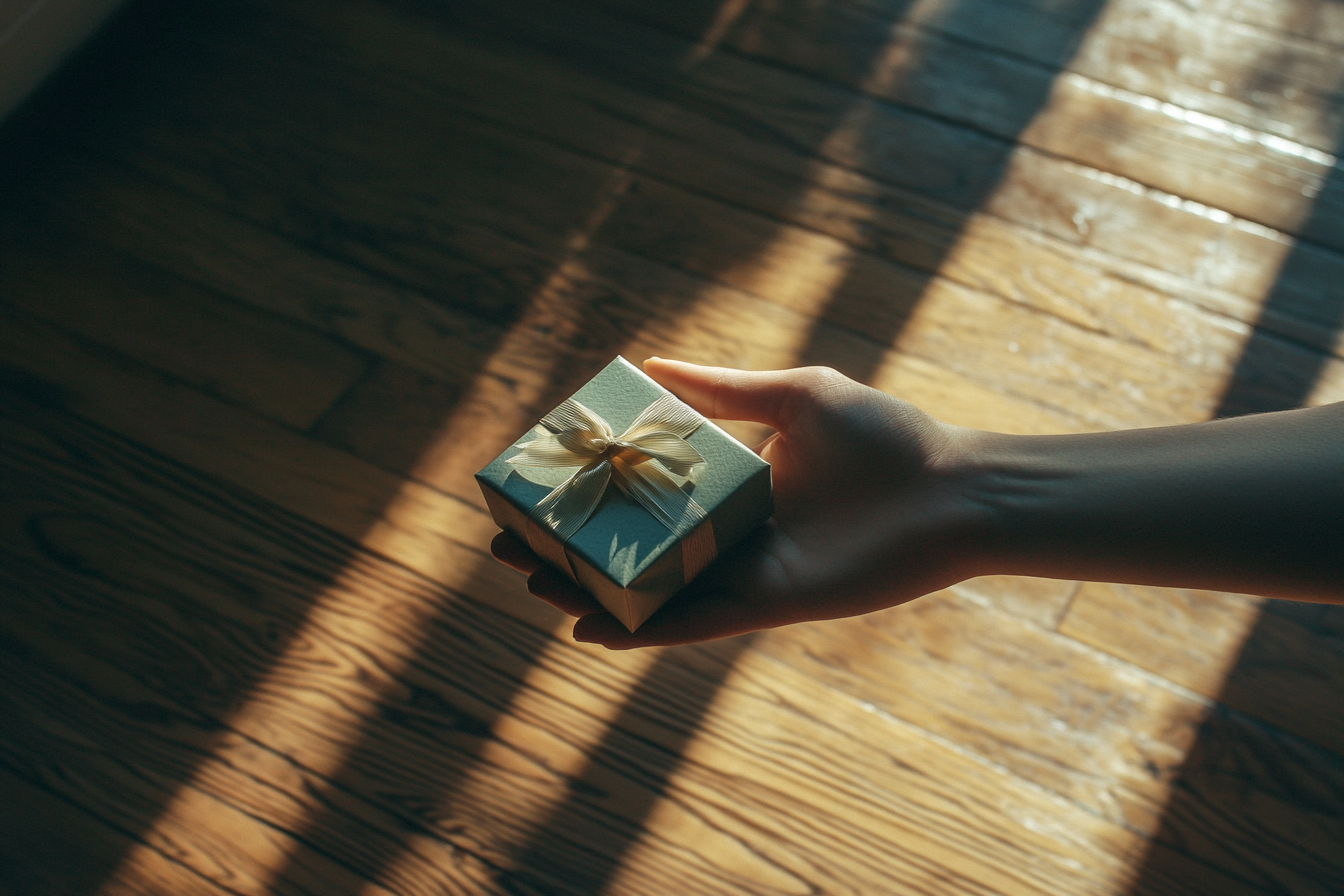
<box><xmin>493</xmin><ymin>359</ymin><xmax>1344</xmax><ymax>648</ymax></box>
<box><xmin>962</xmin><ymin>405</ymin><xmax>1344</xmax><ymax>600</ymax></box>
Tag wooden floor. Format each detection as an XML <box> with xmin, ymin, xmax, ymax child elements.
<box><xmin>2</xmin><ymin>0</ymin><xmax>1342</xmax><ymax>892</ymax></box>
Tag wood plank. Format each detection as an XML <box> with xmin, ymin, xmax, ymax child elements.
<box><xmin>1133</xmin><ymin>704</ymin><xmax>1344</xmax><ymax>896</ymax></box>
<box><xmin>0</xmin><ymin>312</ymin><xmax>1318</xmax><ymax>894</ymax></box>
<box><xmin>2</xmin><ymin>584</ymin><xmax>1168</xmax><ymax>896</ymax></box>
<box><xmin>8</xmin><ymin>309</ymin><xmax>1315</xmax><ymax>888</ymax></box>
<box><xmin>1061</xmin><ymin>584</ymin><xmax>1265</xmax><ymax>698</ymax></box>
<box><xmin>17</xmin><ymin>158</ymin><xmax>518</xmax><ymax>391</ymax></box>
<box><xmin>950</xmin><ymin>575</ymin><xmax>1081</xmax><ymax>630</ymax></box>
<box><xmin>0</xmin><ymin>301</ymin><xmax>531</xmax><ymax>606</ymax></box>
<box><xmin>64</xmin><ymin>148</ymin><xmax>1344</xmax><ymax>437</ymax></box>
<box><xmin>1061</xmin><ymin>583</ymin><xmax>1344</xmax><ymax>758</ymax></box>
<box><xmin>0</xmin><ymin>186</ymin><xmax>1092</xmax><ymax>556</ymax></box>
<box><xmin>15</xmin><ymin>145</ymin><xmax>1106</xmax><ymax>430</ymax></box>
<box><xmin>82</xmin><ymin>155</ymin><xmax>1114</xmax><ymax>430</ymax></box>
<box><xmin>22</xmin><ymin>131</ymin><xmax>1329</xmax><ymax>667</ymax></box>
<box><xmin>1073</xmin><ymin>0</ymin><xmax>1344</xmax><ymax>151</ymax></box>
<box><xmin>20</xmin><ymin>0</ymin><xmax>1335</xmax><ymax>434</ymax></box>
<box><xmin>592</xmin><ymin>177</ymin><xmax>1344</xmax><ymax>425</ymax></box>
<box><xmin>0</xmin><ymin>386</ymin><xmax>547</xmax><ymax>894</ymax></box>
<box><xmin>293</xmin><ymin>0</ymin><xmax>1344</xmax><ymax>283</ymax></box>
<box><xmin>1019</xmin><ymin>73</ymin><xmax>1337</xmax><ymax>245</ymax></box>
<box><xmin>3</xmin><ymin>2</ymin><xmax>1340</xmax><ymax>892</ymax></box>
<box><xmin>0</xmin><ymin>634</ymin><xmax>481</xmax><ymax>896</ymax></box>
<box><xmin>745</xmin><ymin>591</ymin><xmax>1180</xmax><ymax>833</ymax></box>
<box><xmin>1194</xmin><ymin>0</ymin><xmax>1344</xmax><ymax>48</ymax></box>
<box><xmin>981</xmin><ymin>151</ymin><xmax>1344</xmax><ymax>358</ymax></box>
<box><xmin>589</xmin><ymin>641</ymin><xmax>1259</xmax><ymax>896</ymax></box>
<box><xmin>8</xmin><ymin>138</ymin><xmax>1337</xmax><ymax>891</ymax></box>
<box><xmin>0</xmin><ymin>218</ymin><xmax>371</xmax><ymax>432</ymax></box>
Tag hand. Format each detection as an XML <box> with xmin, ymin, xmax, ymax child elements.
<box><xmin>492</xmin><ymin>358</ymin><xmax>992</xmax><ymax>648</ymax></box>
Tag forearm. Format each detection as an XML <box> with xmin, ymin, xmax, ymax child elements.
<box><xmin>952</xmin><ymin>403</ymin><xmax>1344</xmax><ymax>601</ymax></box>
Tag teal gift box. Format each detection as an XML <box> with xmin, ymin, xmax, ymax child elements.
<box><xmin>476</xmin><ymin>357</ymin><xmax>773</xmax><ymax>631</ymax></box>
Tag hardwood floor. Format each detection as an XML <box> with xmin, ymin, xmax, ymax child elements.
<box><xmin>1</xmin><ymin>0</ymin><xmax>1341</xmax><ymax>893</ymax></box>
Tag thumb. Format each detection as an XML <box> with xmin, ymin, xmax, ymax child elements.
<box><xmin>643</xmin><ymin>358</ymin><xmax>816</xmax><ymax>429</ymax></box>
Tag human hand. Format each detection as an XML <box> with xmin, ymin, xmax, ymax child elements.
<box><xmin>492</xmin><ymin>358</ymin><xmax>991</xmax><ymax>647</ymax></box>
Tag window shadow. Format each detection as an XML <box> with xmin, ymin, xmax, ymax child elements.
<box><xmin>0</xmin><ymin>370</ymin><xmax>543</xmax><ymax>893</ymax></box>
<box><xmin>763</xmin><ymin>0</ymin><xmax>1111</xmax><ymax>384</ymax></box>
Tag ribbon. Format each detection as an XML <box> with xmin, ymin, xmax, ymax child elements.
<box><xmin>507</xmin><ymin>392</ymin><xmax>717</xmax><ymax>583</ymax></box>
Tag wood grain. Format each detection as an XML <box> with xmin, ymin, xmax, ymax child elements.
<box><xmin>6</xmin><ymin>336</ymin><xmax>1335</xmax><ymax>889</ymax></box>
<box><xmin>15</xmin><ymin>0</ymin><xmax>1335</xmax><ymax>442</ymax></box>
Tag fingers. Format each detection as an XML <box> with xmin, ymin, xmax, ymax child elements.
<box><xmin>571</xmin><ymin>588</ymin><xmax>756</xmax><ymax>648</ymax></box>
<box><xmin>528</xmin><ymin>566</ymin><xmax>606</xmax><ymax>617</ymax></box>
<box><xmin>496</xmin><ymin>519</ymin><xmax>798</xmax><ymax>645</ymax></box>
<box><xmin>573</xmin><ymin>522</ymin><xmax>798</xmax><ymax>648</ymax></box>
<box><xmin>491</xmin><ymin>531</ymin><xmax>540</xmax><ymax>574</ymax></box>
<box><xmin>753</xmin><ymin>430</ymin><xmax>784</xmax><ymax>461</ymax></box>
<box><xmin>491</xmin><ymin>531</ymin><xmax>606</xmax><ymax>616</ymax></box>
<box><xmin>643</xmin><ymin>357</ymin><xmax>846</xmax><ymax>430</ymax></box>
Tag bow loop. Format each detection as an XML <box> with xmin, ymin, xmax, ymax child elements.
<box><xmin>613</xmin><ymin>432</ymin><xmax>705</xmax><ymax>477</ymax></box>
<box><xmin>623</xmin><ymin>392</ymin><xmax>703</xmax><ymax>440</ymax></box>
<box><xmin>539</xmin><ymin>398</ymin><xmax>612</xmax><ymax>438</ymax></box>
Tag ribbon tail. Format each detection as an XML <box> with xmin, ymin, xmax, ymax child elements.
<box><xmin>610</xmin><ymin>455</ymin><xmax>717</xmax><ymax>581</ymax></box>
<box><xmin>529</xmin><ymin>457</ymin><xmax>612</xmax><ymax>543</ymax></box>
<box><xmin>610</xmin><ymin>455</ymin><xmax>700</xmax><ymax>535</ymax></box>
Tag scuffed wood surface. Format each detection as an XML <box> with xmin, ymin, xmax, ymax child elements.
<box><xmin>1063</xmin><ymin>583</ymin><xmax>1344</xmax><ymax>757</ymax></box>
<box><xmin>2</xmin><ymin>0</ymin><xmax>1342</xmax><ymax>893</ymax></box>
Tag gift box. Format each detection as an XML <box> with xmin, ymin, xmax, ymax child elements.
<box><xmin>476</xmin><ymin>357</ymin><xmax>773</xmax><ymax>632</ymax></box>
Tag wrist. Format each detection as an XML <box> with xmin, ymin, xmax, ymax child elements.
<box><xmin>920</xmin><ymin>424</ymin><xmax>1021</xmax><ymax>584</ymax></box>
<box><xmin>931</xmin><ymin>425</ymin><xmax>1106</xmax><ymax>584</ymax></box>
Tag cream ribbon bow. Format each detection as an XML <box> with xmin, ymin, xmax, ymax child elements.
<box><xmin>507</xmin><ymin>392</ymin><xmax>717</xmax><ymax>580</ymax></box>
